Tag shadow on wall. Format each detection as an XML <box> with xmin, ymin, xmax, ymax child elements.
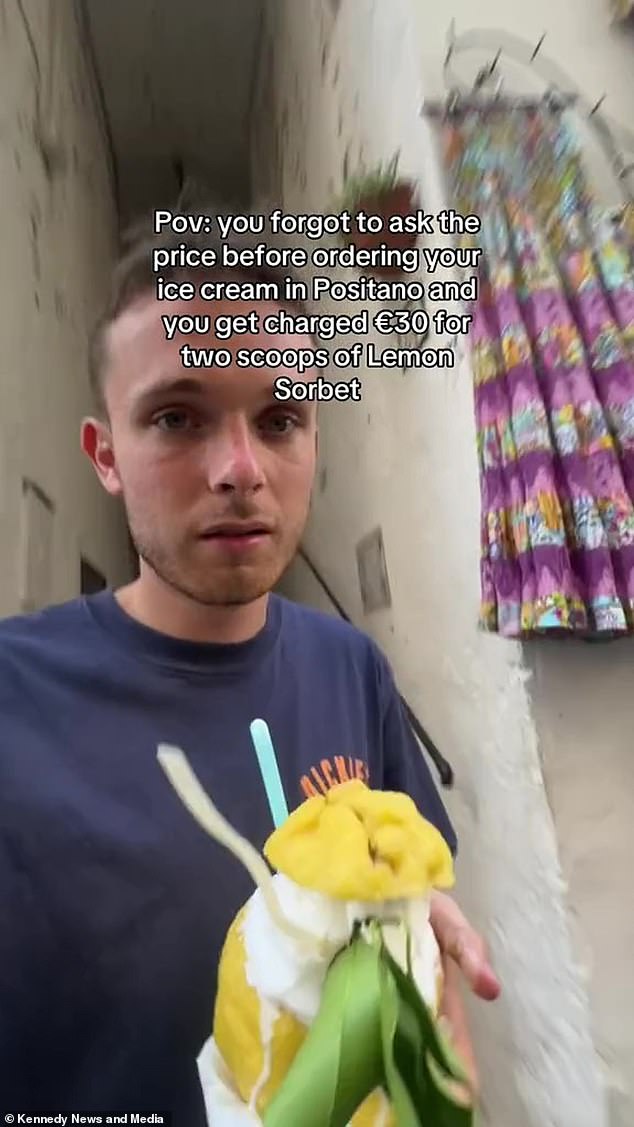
<box><xmin>276</xmin><ymin>554</ymin><xmax>340</xmax><ymax>618</ymax></box>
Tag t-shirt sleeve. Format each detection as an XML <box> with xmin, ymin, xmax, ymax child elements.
<box><xmin>376</xmin><ymin>649</ymin><xmax>458</xmax><ymax>857</ymax></box>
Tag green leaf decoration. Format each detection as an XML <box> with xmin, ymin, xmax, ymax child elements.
<box><xmin>382</xmin><ymin>944</ymin><xmax>474</xmax><ymax>1126</ymax></box>
<box><xmin>263</xmin><ymin>924</ymin><xmax>476</xmax><ymax>1126</ymax></box>
<box><xmin>263</xmin><ymin>934</ymin><xmax>384</xmax><ymax>1127</ymax></box>
<box><xmin>378</xmin><ymin>957</ymin><xmax>421</xmax><ymax>1126</ymax></box>
<box><xmin>394</xmin><ymin>991</ymin><xmax>429</xmax><ymax>1108</ymax></box>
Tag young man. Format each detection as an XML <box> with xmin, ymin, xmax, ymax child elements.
<box><xmin>0</xmin><ymin>219</ymin><xmax>498</xmax><ymax>1121</ymax></box>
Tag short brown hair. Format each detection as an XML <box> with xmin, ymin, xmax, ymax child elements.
<box><xmin>88</xmin><ymin>206</ymin><xmax>310</xmax><ymax>410</ymax></box>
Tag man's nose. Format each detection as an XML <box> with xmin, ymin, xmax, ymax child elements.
<box><xmin>206</xmin><ymin>419</ymin><xmax>266</xmax><ymax>493</ymax></box>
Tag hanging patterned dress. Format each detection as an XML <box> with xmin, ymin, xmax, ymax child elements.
<box><xmin>444</xmin><ymin>106</ymin><xmax>634</xmax><ymax>637</ymax></box>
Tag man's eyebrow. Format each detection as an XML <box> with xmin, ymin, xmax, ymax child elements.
<box><xmin>132</xmin><ymin>377</ymin><xmax>207</xmax><ymax>406</ymax></box>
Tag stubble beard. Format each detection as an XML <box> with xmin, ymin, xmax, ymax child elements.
<box><xmin>130</xmin><ymin>524</ymin><xmax>299</xmax><ymax>607</ymax></box>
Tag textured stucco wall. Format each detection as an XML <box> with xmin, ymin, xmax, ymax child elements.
<box><xmin>409</xmin><ymin>7</ymin><xmax>634</xmax><ymax>1126</ymax></box>
<box><xmin>84</xmin><ymin>0</ymin><xmax>264</xmax><ymax>223</ymax></box>
<box><xmin>0</xmin><ymin>0</ymin><xmax>132</xmax><ymax>617</ymax></box>
<box><xmin>254</xmin><ymin>1</ymin><xmax>634</xmax><ymax>1123</ymax></box>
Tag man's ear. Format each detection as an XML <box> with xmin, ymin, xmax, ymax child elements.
<box><xmin>81</xmin><ymin>417</ymin><xmax>123</xmax><ymax>496</ymax></box>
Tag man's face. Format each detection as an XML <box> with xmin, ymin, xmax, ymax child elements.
<box><xmin>83</xmin><ymin>294</ymin><xmax>318</xmax><ymax>606</ymax></box>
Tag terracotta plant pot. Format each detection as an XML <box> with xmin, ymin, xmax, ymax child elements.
<box><xmin>348</xmin><ymin>180</ymin><xmax>419</xmax><ymax>277</ymax></box>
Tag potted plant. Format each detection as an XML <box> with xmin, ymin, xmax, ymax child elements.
<box><xmin>337</xmin><ymin>153</ymin><xmax>419</xmax><ymax>274</ymax></box>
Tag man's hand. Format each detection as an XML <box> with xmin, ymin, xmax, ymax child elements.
<box><xmin>430</xmin><ymin>891</ymin><xmax>501</xmax><ymax>1002</ymax></box>
<box><xmin>430</xmin><ymin>891</ymin><xmax>501</xmax><ymax>1099</ymax></box>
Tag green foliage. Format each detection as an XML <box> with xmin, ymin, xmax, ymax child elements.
<box><xmin>263</xmin><ymin>934</ymin><xmax>384</xmax><ymax>1126</ymax></box>
<box><xmin>264</xmin><ymin>921</ymin><xmax>476</xmax><ymax>1126</ymax></box>
<box><xmin>337</xmin><ymin>152</ymin><xmax>401</xmax><ymax>211</ymax></box>
<box><xmin>382</xmin><ymin>942</ymin><xmax>474</xmax><ymax>1125</ymax></box>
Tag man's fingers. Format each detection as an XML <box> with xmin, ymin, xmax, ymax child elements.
<box><xmin>437</xmin><ymin>963</ymin><xmax>480</xmax><ymax>1101</ymax></box>
<box><xmin>452</xmin><ymin>928</ymin><xmax>501</xmax><ymax>1001</ymax></box>
<box><xmin>430</xmin><ymin>892</ymin><xmax>501</xmax><ymax>1001</ymax></box>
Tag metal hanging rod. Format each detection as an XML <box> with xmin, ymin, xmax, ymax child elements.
<box><xmin>421</xmin><ymin>87</ymin><xmax>578</xmax><ymax>119</ymax></box>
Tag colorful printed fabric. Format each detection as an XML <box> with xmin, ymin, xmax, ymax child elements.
<box><xmin>444</xmin><ymin>108</ymin><xmax>634</xmax><ymax>637</ymax></box>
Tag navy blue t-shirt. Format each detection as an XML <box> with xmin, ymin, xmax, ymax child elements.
<box><xmin>0</xmin><ymin>589</ymin><xmax>455</xmax><ymax>1122</ymax></box>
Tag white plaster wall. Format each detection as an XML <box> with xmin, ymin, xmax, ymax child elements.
<box><xmin>84</xmin><ymin>0</ymin><xmax>264</xmax><ymax>222</ymax></box>
<box><xmin>254</xmin><ymin>1</ymin><xmax>634</xmax><ymax>1123</ymax></box>
<box><xmin>525</xmin><ymin>641</ymin><xmax>634</xmax><ymax>1127</ymax></box>
<box><xmin>0</xmin><ymin>0</ymin><xmax>132</xmax><ymax>617</ymax></box>
<box><xmin>389</xmin><ymin>6</ymin><xmax>634</xmax><ymax>1124</ymax></box>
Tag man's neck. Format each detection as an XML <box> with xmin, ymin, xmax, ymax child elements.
<box><xmin>114</xmin><ymin>570</ymin><xmax>269</xmax><ymax>644</ymax></box>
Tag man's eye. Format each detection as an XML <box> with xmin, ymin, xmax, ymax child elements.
<box><xmin>260</xmin><ymin>413</ymin><xmax>299</xmax><ymax>436</ymax></box>
<box><xmin>153</xmin><ymin>410</ymin><xmax>197</xmax><ymax>432</ymax></box>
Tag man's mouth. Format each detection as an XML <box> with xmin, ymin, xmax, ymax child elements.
<box><xmin>197</xmin><ymin>522</ymin><xmax>274</xmax><ymax>552</ymax></box>
<box><xmin>199</xmin><ymin>522</ymin><xmax>273</xmax><ymax>539</ymax></box>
